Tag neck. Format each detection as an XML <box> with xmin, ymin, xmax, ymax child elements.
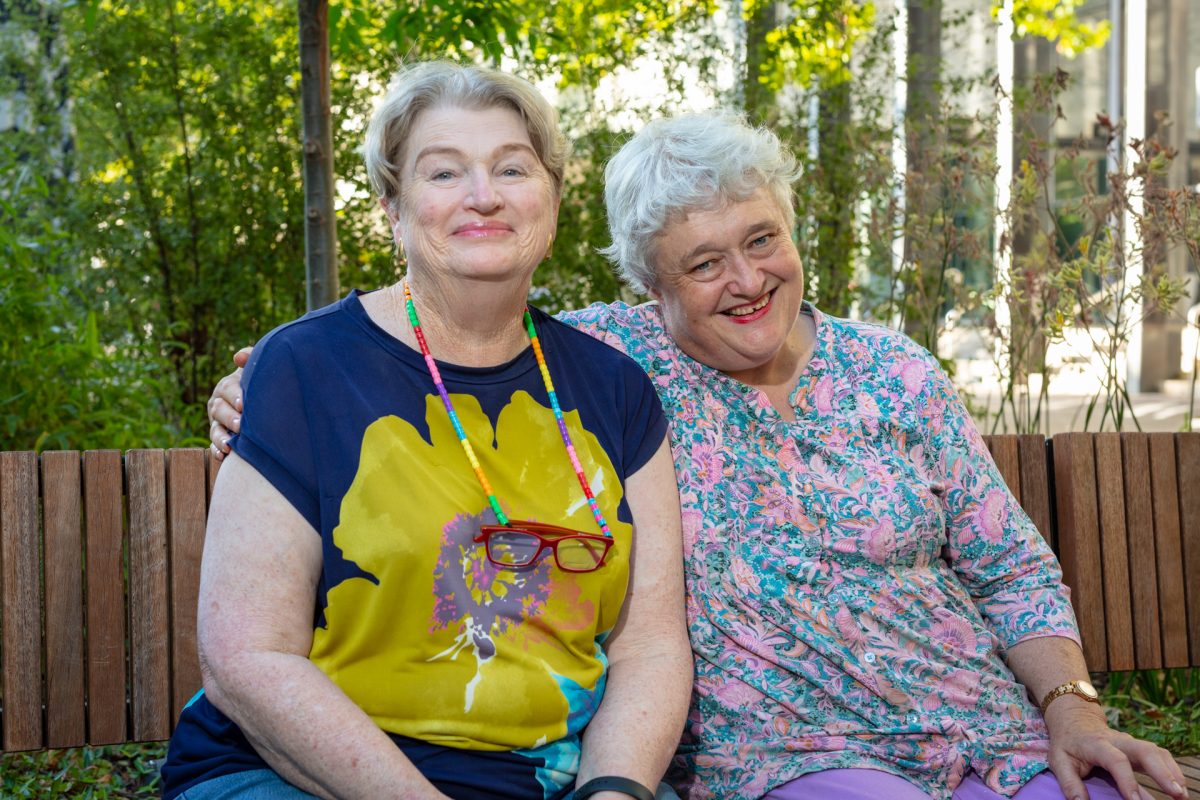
<box><xmin>398</xmin><ymin>275</ymin><xmax>531</xmax><ymax>367</ymax></box>
<box><xmin>360</xmin><ymin>272</ymin><xmax>533</xmax><ymax>366</ymax></box>
<box><xmin>723</xmin><ymin>311</ymin><xmax>816</xmax><ymax>419</ymax></box>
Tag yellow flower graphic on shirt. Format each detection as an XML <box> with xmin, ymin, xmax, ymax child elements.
<box><xmin>307</xmin><ymin>389</ymin><xmax>630</xmax><ymax>751</ymax></box>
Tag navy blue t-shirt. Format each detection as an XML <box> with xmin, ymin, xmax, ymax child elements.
<box><xmin>162</xmin><ymin>290</ymin><xmax>667</xmax><ymax>800</ymax></box>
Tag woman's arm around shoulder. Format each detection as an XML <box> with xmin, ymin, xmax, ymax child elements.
<box><xmin>576</xmin><ymin>438</ymin><xmax>691</xmax><ymax>798</ymax></box>
<box><xmin>199</xmin><ymin>454</ymin><xmax>449</xmax><ymax>800</ymax></box>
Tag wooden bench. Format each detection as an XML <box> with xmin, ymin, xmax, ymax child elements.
<box><xmin>0</xmin><ymin>449</ymin><xmax>215</xmax><ymax>752</ymax></box>
<box><xmin>983</xmin><ymin>433</ymin><xmax>1200</xmax><ymax>799</ymax></box>
<box><xmin>0</xmin><ymin>437</ymin><xmax>1197</xmax><ymax>795</ymax></box>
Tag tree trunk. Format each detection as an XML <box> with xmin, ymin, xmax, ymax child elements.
<box><xmin>814</xmin><ymin>73</ymin><xmax>855</xmax><ymax>316</ymax></box>
<box><xmin>298</xmin><ymin>0</ymin><xmax>339</xmax><ymax>310</ymax></box>
<box><xmin>902</xmin><ymin>0</ymin><xmax>942</xmax><ymax>347</ymax></box>
<box><xmin>742</xmin><ymin>0</ymin><xmax>781</xmax><ymax>123</ymax></box>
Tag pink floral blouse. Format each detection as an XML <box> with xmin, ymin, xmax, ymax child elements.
<box><xmin>561</xmin><ymin>301</ymin><xmax>1081</xmax><ymax>800</ymax></box>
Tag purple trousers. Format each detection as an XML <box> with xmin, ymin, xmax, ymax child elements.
<box><xmin>760</xmin><ymin>768</ymin><xmax>1123</xmax><ymax>800</ymax></box>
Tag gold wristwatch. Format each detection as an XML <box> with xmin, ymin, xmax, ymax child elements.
<box><xmin>1038</xmin><ymin>679</ymin><xmax>1099</xmax><ymax>714</ymax></box>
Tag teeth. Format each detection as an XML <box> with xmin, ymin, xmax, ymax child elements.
<box><xmin>727</xmin><ymin>294</ymin><xmax>771</xmax><ymax>316</ymax></box>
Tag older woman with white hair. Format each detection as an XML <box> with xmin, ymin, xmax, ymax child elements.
<box><xmin>206</xmin><ymin>111</ymin><xmax>1186</xmax><ymax>800</ymax></box>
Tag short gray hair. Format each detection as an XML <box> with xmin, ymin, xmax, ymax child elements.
<box><xmin>363</xmin><ymin>61</ymin><xmax>568</xmax><ymax>209</ymax></box>
<box><xmin>600</xmin><ymin>112</ymin><xmax>800</xmax><ymax>294</ymax></box>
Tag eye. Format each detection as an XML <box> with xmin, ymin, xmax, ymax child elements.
<box><xmin>499</xmin><ymin>165</ymin><xmax>525</xmax><ymax>177</ymax></box>
<box><xmin>749</xmin><ymin>233</ymin><xmax>773</xmax><ymax>248</ymax></box>
<box><xmin>691</xmin><ymin>259</ymin><xmax>715</xmax><ymax>273</ymax></box>
<box><xmin>430</xmin><ymin>169</ymin><xmax>455</xmax><ymax>181</ymax></box>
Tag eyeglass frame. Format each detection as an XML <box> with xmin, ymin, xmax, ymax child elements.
<box><xmin>473</xmin><ymin>520</ymin><xmax>613</xmax><ymax>573</ymax></box>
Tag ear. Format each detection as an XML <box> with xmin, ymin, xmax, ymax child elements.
<box><xmin>646</xmin><ymin>284</ymin><xmax>662</xmax><ymax>301</ymax></box>
<box><xmin>379</xmin><ymin>196</ymin><xmax>400</xmax><ymax>226</ymax></box>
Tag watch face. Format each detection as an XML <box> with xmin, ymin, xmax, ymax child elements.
<box><xmin>1077</xmin><ymin>680</ymin><xmax>1098</xmax><ymax>700</ymax></box>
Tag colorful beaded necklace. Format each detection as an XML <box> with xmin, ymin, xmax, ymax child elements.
<box><xmin>402</xmin><ymin>281</ymin><xmax>612</xmax><ymax>538</ymax></box>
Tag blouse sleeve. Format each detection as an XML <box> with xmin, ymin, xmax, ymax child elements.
<box><xmin>914</xmin><ymin>350</ymin><xmax>1080</xmax><ymax>651</ymax></box>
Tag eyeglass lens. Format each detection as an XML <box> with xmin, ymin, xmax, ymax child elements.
<box><xmin>486</xmin><ymin>530</ymin><xmax>607</xmax><ymax>571</ymax></box>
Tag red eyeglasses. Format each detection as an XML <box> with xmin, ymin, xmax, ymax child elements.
<box><xmin>474</xmin><ymin>520</ymin><xmax>613</xmax><ymax>573</ymax></box>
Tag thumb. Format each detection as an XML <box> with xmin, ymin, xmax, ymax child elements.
<box><xmin>1050</xmin><ymin>755</ymin><xmax>1091</xmax><ymax>800</ymax></box>
<box><xmin>234</xmin><ymin>345</ymin><xmax>253</xmax><ymax>367</ymax></box>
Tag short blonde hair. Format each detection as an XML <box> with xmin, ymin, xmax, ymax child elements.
<box><xmin>363</xmin><ymin>61</ymin><xmax>568</xmax><ymax>209</ymax></box>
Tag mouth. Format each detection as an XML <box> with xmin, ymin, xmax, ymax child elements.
<box><xmin>723</xmin><ymin>291</ymin><xmax>773</xmax><ymax>321</ymax></box>
<box><xmin>454</xmin><ymin>222</ymin><xmax>512</xmax><ymax>237</ymax></box>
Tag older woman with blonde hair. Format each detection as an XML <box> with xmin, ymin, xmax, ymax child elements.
<box><xmin>165</xmin><ymin>61</ymin><xmax>690</xmax><ymax>800</ymax></box>
<box><xmin>207</xmin><ymin>107</ymin><xmax>1186</xmax><ymax>800</ymax></box>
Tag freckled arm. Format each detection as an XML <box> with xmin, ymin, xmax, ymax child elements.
<box><xmin>576</xmin><ymin>439</ymin><xmax>692</xmax><ymax>795</ymax></box>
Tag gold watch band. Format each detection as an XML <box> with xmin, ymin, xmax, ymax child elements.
<box><xmin>1038</xmin><ymin>679</ymin><xmax>1100</xmax><ymax>714</ymax></box>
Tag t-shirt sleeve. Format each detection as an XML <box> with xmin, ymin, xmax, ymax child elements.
<box><xmin>618</xmin><ymin>356</ymin><xmax>668</xmax><ymax>478</ymax></box>
<box><xmin>914</xmin><ymin>349</ymin><xmax>1081</xmax><ymax>650</ymax></box>
<box><xmin>229</xmin><ymin>332</ymin><xmax>321</xmax><ymax>531</ymax></box>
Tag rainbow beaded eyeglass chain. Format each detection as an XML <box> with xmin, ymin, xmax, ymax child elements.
<box><xmin>402</xmin><ymin>280</ymin><xmax>612</xmax><ymax>538</ymax></box>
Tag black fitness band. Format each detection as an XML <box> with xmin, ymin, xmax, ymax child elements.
<box><xmin>574</xmin><ymin>776</ymin><xmax>656</xmax><ymax>800</ymax></box>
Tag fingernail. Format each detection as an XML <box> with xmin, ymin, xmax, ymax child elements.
<box><xmin>232</xmin><ymin>416</ymin><xmax>241</xmax><ymax>427</ymax></box>
<box><xmin>221</xmin><ymin>437</ymin><xmax>231</xmax><ymax>448</ymax></box>
<box><xmin>236</xmin><ymin>396</ymin><xmax>243</xmax><ymax>411</ymax></box>
<box><xmin>1171</xmin><ymin>783</ymin><xmax>1184</xmax><ymax>796</ymax></box>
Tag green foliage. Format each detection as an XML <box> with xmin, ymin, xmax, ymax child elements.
<box><xmin>986</xmin><ymin>82</ymin><xmax>1191</xmax><ymax>432</ymax></box>
<box><xmin>0</xmin><ymin>742</ymin><xmax>164</xmax><ymax>798</ymax></box>
<box><xmin>0</xmin><ymin>32</ymin><xmax>184</xmax><ymax>450</ymax></box>
<box><xmin>1000</xmin><ymin>0</ymin><xmax>1111</xmax><ymax>58</ymax></box>
<box><xmin>0</xmin><ymin>0</ymin><xmax>1185</xmax><ymax>453</ymax></box>
<box><xmin>1101</xmin><ymin>669</ymin><xmax>1200</xmax><ymax>756</ymax></box>
<box><xmin>747</xmin><ymin>0</ymin><xmax>875</xmax><ymax>93</ymax></box>
<box><xmin>66</xmin><ymin>1</ymin><xmax>309</xmax><ymax>421</ymax></box>
<box><xmin>340</xmin><ymin>0</ymin><xmax>717</xmax><ymax>89</ymax></box>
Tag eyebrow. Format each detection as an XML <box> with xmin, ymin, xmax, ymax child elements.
<box><xmin>676</xmin><ymin>220</ymin><xmax>779</xmax><ymax>266</ymax></box>
<box><xmin>412</xmin><ymin>141</ymin><xmax>539</xmax><ymax>165</ymax></box>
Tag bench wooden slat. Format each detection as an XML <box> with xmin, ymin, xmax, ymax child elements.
<box><xmin>1051</xmin><ymin>433</ymin><xmax>1107</xmax><ymax>669</ymax></box>
<box><xmin>1016</xmin><ymin>435</ymin><xmax>1053</xmax><ymax>550</ymax></box>
<box><xmin>41</xmin><ymin>451</ymin><xmax>86</xmax><ymax>748</ymax></box>
<box><xmin>1177</xmin><ymin>434</ymin><xmax>1200</xmax><ymax>666</ymax></box>
<box><xmin>168</xmin><ymin>449</ymin><xmax>207</xmax><ymax>721</ymax></box>
<box><xmin>986</xmin><ymin>435</ymin><xmax>1021</xmax><ymax>501</ymax></box>
<box><xmin>207</xmin><ymin>447</ymin><xmax>221</xmax><ymax>504</ymax></box>
<box><xmin>1093</xmin><ymin>434</ymin><xmax>1135</xmax><ymax>671</ymax></box>
<box><xmin>1120</xmin><ymin>434</ymin><xmax>1164</xmax><ymax>669</ymax></box>
<box><xmin>1</xmin><ymin>451</ymin><xmax>44</xmax><ymax>751</ymax></box>
<box><xmin>1148</xmin><ymin>433</ymin><xmax>1189</xmax><ymax>668</ymax></box>
<box><xmin>84</xmin><ymin>449</ymin><xmax>128</xmax><ymax>744</ymax></box>
<box><xmin>127</xmin><ymin>450</ymin><xmax>172</xmax><ymax>742</ymax></box>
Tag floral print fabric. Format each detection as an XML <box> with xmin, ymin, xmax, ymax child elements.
<box><xmin>561</xmin><ymin>301</ymin><xmax>1080</xmax><ymax>800</ymax></box>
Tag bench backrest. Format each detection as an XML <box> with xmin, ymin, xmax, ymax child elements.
<box><xmin>0</xmin><ymin>434</ymin><xmax>1197</xmax><ymax>752</ymax></box>
<box><xmin>985</xmin><ymin>433</ymin><xmax>1199</xmax><ymax>672</ymax></box>
<box><xmin>0</xmin><ymin>449</ymin><xmax>217</xmax><ymax>752</ymax></box>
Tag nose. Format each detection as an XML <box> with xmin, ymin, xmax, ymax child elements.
<box><xmin>465</xmin><ymin>167</ymin><xmax>501</xmax><ymax>212</ymax></box>
<box><xmin>726</xmin><ymin>253</ymin><xmax>763</xmax><ymax>296</ymax></box>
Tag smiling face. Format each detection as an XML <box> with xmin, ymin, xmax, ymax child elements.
<box><xmin>389</xmin><ymin>104</ymin><xmax>559</xmax><ymax>287</ymax></box>
<box><xmin>648</xmin><ymin>188</ymin><xmax>807</xmax><ymax>383</ymax></box>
